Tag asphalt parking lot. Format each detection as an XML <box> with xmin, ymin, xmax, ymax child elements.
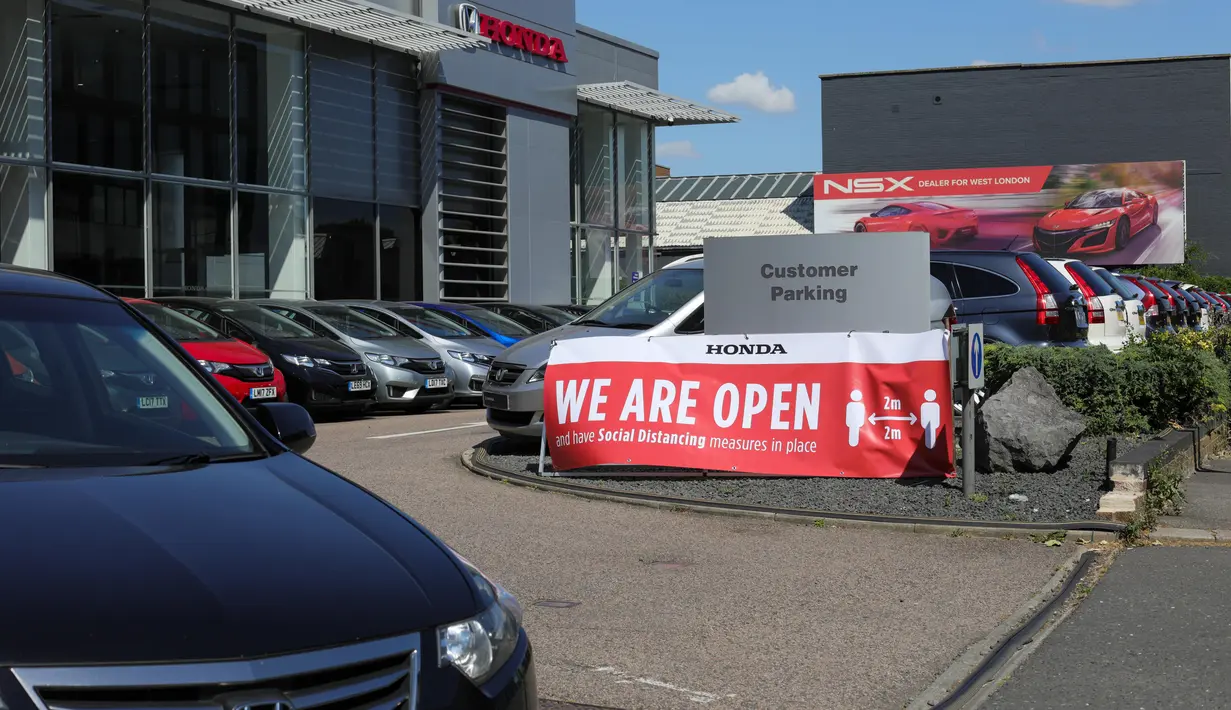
<box><xmin>309</xmin><ymin>410</ymin><xmax>1072</xmax><ymax>710</ymax></box>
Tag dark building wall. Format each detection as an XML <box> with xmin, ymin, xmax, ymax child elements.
<box><xmin>574</xmin><ymin>24</ymin><xmax>659</xmax><ymax>89</ymax></box>
<box><xmin>821</xmin><ymin>56</ymin><xmax>1231</xmax><ymax>270</ymax></box>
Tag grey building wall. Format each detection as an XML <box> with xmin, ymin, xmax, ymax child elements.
<box><xmin>821</xmin><ymin>56</ymin><xmax>1231</xmax><ymax>270</ymax></box>
<box><xmin>506</xmin><ymin>109</ymin><xmax>572</xmax><ymax>303</ymax></box>
<box><xmin>573</xmin><ymin>24</ymin><xmax>658</xmax><ymax>89</ymax></box>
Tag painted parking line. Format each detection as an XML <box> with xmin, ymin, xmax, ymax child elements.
<box><xmin>366</xmin><ymin>422</ymin><xmax>490</xmax><ymax>440</ymax></box>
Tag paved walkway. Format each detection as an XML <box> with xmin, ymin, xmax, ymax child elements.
<box><xmin>985</xmin><ymin>546</ymin><xmax>1231</xmax><ymax>709</ymax></box>
<box><xmin>1160</xmin><ymin>458</ymin><xmax>1231</xmax><ymax>531</ymax></box>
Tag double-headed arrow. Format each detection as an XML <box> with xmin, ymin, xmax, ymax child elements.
<box><xmin>868</xmin><ymin>413</ymin><xmax>918</xmax><ymax>425</ymax></box>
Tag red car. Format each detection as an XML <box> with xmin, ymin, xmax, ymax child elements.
<box><xmin>124</xmin><ymin>299</ymin><xmax>287</xmax><ymax>407</ymax></box>
<box><xmin>853</xmin><ymin>202</ymin><xmax>979</xmax><ymax>246</ymax></box>
<box><xmin>1033</xmin><ymin>188</ymin><xmax>1158</xmax><ymax>256</ymax></box>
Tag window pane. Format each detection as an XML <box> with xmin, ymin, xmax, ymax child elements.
<box><xmin>954</xmin><ymin>265</ymin><xmax>1017</xmax><ymax>299</ymax></box>
<box><xmin>313</xmin><ymin>198</ymin><xmax>374</xmax><ymax>300</ymax></box>
<box><xmin>52</xmin><ymin>172</ymin><xmax>143</xmax><ymax>296</ymax></box>
<box><xmin>0</xmin><ymin>0</ymin><xmax>45</xmax><ymax>159</ymax></box>
<box><xmin>576</xmin><ymin>227</ymin><xmax>614</xmax><ymax>305</ymax></box>
<box><xmin>577</xmin><ymin>105</ymin><xmax>613</xmax><ymax>226</ymax></box>
<box><xmin>152</xmin><ymin>182</ymin><xmax>231</xmax><ymax>297</ymax></box>
<box><xmin>50</xmin><ymin>0</ymin><xmax>143</xmax><ymax>170</ymax></box>
<box><xmin>0</xmin><ymin>164</ymin><xmax>47</xmax><ymax>269</ymax></box>
<box><xmin>309</xmin><ymin>36</ymin><xmax>373</xmax><ymax>201</ymax></box>
<box><xmin>617</xmin><ymin>232</ymin><xmax>647</xmax><ymax>292</ymax></box>
<box><xmin>150</xmin><ymin>0</ymin><xmax>230</xmax><ymax>181</ymax></box>
<box><xmin>616</xmin><ymin>115</ymin><xmax>649</xmax><ymax>231</ymax></box>
<box><xmin>236</xmin><ymin>16</ymin><xmax>306</xmax><ymax>190</ymax></box>
<box><xmin>375</xmin><ymin>49</ymin><xmax>418</xmax><ymax>206</ymax></box>
<box><xmin>379</xmin><ymin>204</ymin><xmax>419</xmax><ymax>301</ymax></box>
<box><xmin>237</xmin><ymin>192</ymin><xmax>308</xmax><ymax>299</ymax></box>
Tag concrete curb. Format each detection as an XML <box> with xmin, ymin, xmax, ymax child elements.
<box><xmin>905</xmin><ymin>550</ymin><xmax>1092</xmax><ymax>710</ymax></box>
<box><xmin>460</xmin><ymin>447</ymin><xmax>1122</xmax><ymax>542</ymax></box>
<box><xmin>1151</xmin><ymin>527</ymin><xmax>1231</xmax><ymax>542</ymax></box>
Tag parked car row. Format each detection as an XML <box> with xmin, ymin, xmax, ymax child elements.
<box><xmin>112</xmin><ymin>296</ymin><xmax>592</xmax><ymax>420</ymax></box>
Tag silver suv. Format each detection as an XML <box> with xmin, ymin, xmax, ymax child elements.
<box><xmin>483</xmin><ymin>255</ymin><xmax>956</xmax><ymax>443</ymax></box>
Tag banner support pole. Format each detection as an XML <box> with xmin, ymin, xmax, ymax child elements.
<box><xmin>537</xmin><ymin>426</ymin><xmax>548</xmax><ymax>477</ymax></box>
<box><xmin>961</xmin><ymin>386</ymin><xmax>976</xmax><ymax>496</ymax></box>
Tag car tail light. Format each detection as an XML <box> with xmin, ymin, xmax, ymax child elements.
<box><xmin>1124</xmin><ymin>277</ymin><xmax>1158</xmax><ymax>317</ymax></box>
<box><xmin>1064</xmin><ymin>263</ymin><xmax>1104</xmax><ymax>325</ymax></box>
<box><xmin>1018</xmin><ymin>256</ymin><xmax>1060</xmax><ymax>325</ymax></box>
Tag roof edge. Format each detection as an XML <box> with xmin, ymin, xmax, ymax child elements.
<box><xmin>575</xmin><ymin>24</ymin><xmax>660</xmax><ymax>59</ymax></box>
<box><xmin>819</xmin><ymin>53</ymin><xmax>1231</xmax><ymax>80</ymax></box>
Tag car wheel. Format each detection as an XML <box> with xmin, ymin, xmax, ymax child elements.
<box><xmin>1152</xmin><ymin>205</ymin><xmax>1159</xmax><ymax>225</ymax></box>
<box><xmin>854</xmin><ymin>222</ymin><xmax>867</xmax><ymax>232</ymax></box>
<box><xmin>1114</xmin><ymin>217</ymin><xmax>1130</xmax><ymax>249</ymax></box>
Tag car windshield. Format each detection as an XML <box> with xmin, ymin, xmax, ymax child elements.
<box><xmin>1068</xmin><ymin>191</ymin><xmax>1121</xmax><ymax>209</ymax></box>
<box><xmin>576</xmin><ymin>267</ymin><xmax>705</xmax><ymax>330</ymax></box>
<box><xmin>132</xmin><ymin>302</ymin><xmax>226</xmax><ymax>342</ymax></box>
<box><xmin>450</xmin><ymin>307</ymin><xmax>534</xmax><ymax>338</ymax></box>
<box><xmin>1096</xmin><ymin>270</ymin><xmax>1144</xmax><ymax>301</ymax></box>
<box><xmin>387</xmin><ymin>306</ymin><xmax>474</xmax><ymax>338</ymax></box>
<box><xmin>222</xmin><ymin>305</ymin><xmax>316</xmax><ymax>339</ymax></box>
<box><xmin>0</xmin><ymin>295</ymin><xmax>259</xmax><ymax>468</ymax></box>
<box><xmin>531</xmin><ymin>307</ymin><xmax>577</xmax><ymax>327</ymax></box>
<box><xmin>1067</xmin><ymin>262</ymin><xmax>1115</xmax><ymax>297</ymax></box>
<box><xmin>306</xmin><ymin>306</ymin><xmax>401</xmax><ymax>339</ymax></box>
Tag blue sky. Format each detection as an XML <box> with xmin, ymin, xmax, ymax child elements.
<box><xmin>577</xmin><ymin>0</ymin><xmax>1230</xmax><ymax>177</ymax></box>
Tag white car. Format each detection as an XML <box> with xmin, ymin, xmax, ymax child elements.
<box><xmin>1045</xmin><ymin>258</ymin><xmax>1136</xmax><ymax>352</ymax></box>
<box><xmin>1091</xmin><ymin>266</ymin><xmax>1151</xmax><ymax>337</ymax></box>
<box><xmin>1178</xmin><ymin>283</ymin><xmax>1214</xmax><ymax>330</ymax></box>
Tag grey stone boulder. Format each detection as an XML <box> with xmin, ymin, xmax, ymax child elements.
<box><xmin>976</xmin><ymin>366</ymin><xmax>1086</xmax><ymax>473</ymax></box>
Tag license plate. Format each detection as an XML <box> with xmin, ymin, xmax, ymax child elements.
<box><xmin>484</xmin><ymin>392</ymin><xmax>509</xmax><ymax>409</ymax></box>
<box><xmin>250</xmin><ymin>386</ymin><xmax>278</xmax><ymax>400</ymax></box>
<box><xmin>348</xmin><ymin>379</ymin><xmax>372</xmax><ymax>392</ymax></box>
<box><xmin>1075</xmin><ymin>310</ymin><xmax>1088</xmax><ymax>328</ymax></box>
<box><xmin>137</xmin><ymin>395</ymin><xmax>169</xmax><ymax>410</ymax></box>
<box><xmin>426</xmin><ymin>377</ymin><xmax>449</xmax><ymax>389</ymax></box>
<box><xmin>1138</xmin><ymin>312</ymin><xmax>1146</xmax><ymax>325</ymax></box>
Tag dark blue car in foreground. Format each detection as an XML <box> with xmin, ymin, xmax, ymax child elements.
<box><xmin>0</xmin><ymin>265</ymin><xmax>536</xmax><ymax>709</ymax></box>
<box><xmin>412</xmin><ymin>302</ymin><xmax>534</xmax><ymax>348</ymax></box>
<box><xmin>930</xmin><ymin>250</ymin><xmax>1089</xmax><ymax>346</ymax></box>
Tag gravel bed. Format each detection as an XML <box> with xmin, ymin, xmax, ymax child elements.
<box><xmin>481</xmin><ymin>435</ymin><xmax>1140</xmax><ymax>523</ymax></box>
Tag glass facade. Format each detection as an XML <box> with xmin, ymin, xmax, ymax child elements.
<box><xmin>0</xmin><ymin>0</ymin><xmax>420</xmax><ymax>300</ymax></box>
<box><xmin>571</xmin><ymin>104</ymin><xmax>655</xmax><ymax>305</ymax></box>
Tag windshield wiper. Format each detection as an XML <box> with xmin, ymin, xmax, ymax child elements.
<box><xmin>573</xmin><ymin>318</ymin><xmax>611</xmax><ymax>327</ymax></box>
<box><xmin>0</xmin><ymin>463</ymin><xmax>47</xmax><ymax>469</ymax></box>
<box><xmin>140</xmin><ymin>452</ymin><xmax>265</xmax><ymax>467</ymax></box>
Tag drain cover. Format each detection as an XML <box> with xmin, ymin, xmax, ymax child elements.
<box><xmin>533</xmin><ymin>600</ymin><xmax>581</xmax><ymax>609</ymax></box>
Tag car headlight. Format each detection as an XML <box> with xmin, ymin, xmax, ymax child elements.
<box><xmin>447</xmin><ymin>350</ymin><xmax>495</xmax><ymax>366</ymax></box>
<box><xmin>281</xmin><ymin>354</ymin><xmax>315</xmax><ymax>368</ymax></box>
<box><xmin>526</xmin><ymin>365</ymin><xmax>548</xmax><ymax>383</ymax></box>
<box><xmin>365</xmin><ymin>352</ymin><xmax>414</xmax><ymax>367</ymax></box>
<box><xmin>438</xmin><ymin>553</ymin><xmax>523</xmax><ymax>685</ymax></box>
<box><xmin>1090</xmin><ymin>220</ymin><xmax>1116</xmax><ymax>230</ymax></box>
<box><xmin>197</xmin><ymin>360</ymin><xmax>234</xmax><ymax>375</ymax></box>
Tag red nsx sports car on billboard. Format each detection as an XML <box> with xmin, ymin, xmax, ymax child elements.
<box><xmin>1032</xmin><ymin>188</ymin><xmax>1158</xmax><ymax>256</ymax></box>
<box><xmin>853</xmin><ymin>202</ymin><xmax>979</xmax><ymax>246</ymax></box>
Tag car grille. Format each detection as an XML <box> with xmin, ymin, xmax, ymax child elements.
<box><xmin>486</xmin><ymin>362</ymin><xmax>525</xmax><ymax>385</ymax></box>
<box><xmin>230</xmin><ymin>363</ymin><xmax>275</xmax><ymax>382</ymax></box>
<box><xmin>320</xmin><ymin>360</ymin><xmax>367</xmax><ymax>376</ymax></box>
<box><xmin>1034</xmin><ymin>227</ymin><xmax>1092</xmax><ymax>251</ymax></box>
<box><xmin>13</xmin><ymin>634</ymin><xmax>420</xmax><ymax>710</ymax></box>
<box><xmin>403</xmin><ymin>358</ymin><xmax>445</xmax><ymax>374</ymax></box>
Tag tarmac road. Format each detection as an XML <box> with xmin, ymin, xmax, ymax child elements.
<box><xmin>308</xmin><ymin>410</ymin><xmax>1070</xmax><ymax>710</ymax></box>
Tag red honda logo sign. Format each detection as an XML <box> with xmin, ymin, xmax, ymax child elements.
<box><xmin>455</xmin><ymin>3</ymin><xmax>568</xmax><ymax>63</ymax></box>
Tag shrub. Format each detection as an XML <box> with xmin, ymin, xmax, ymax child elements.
<box><xmin>984</xmin><ymin>331</ymin><xmax>1231</xmax><ymax>436</ymax></box>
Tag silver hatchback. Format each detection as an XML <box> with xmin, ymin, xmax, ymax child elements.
<box><xmin>252</xmin><ymin>300</ymin><xmax>454</xmax><ymax>413</ymax></box>
<box><xmin>329</xmin><ymin>300</ymin><xmax>506</xmax><ymax>405</ymax></box>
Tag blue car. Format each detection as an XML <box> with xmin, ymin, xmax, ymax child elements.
<box><xmin>411</xmin><ymin>302</ymin><xmax>533</xmax><ymax>348</ymax></box>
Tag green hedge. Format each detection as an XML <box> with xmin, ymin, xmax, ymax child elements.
<box><xmin>984</xmin><ymin>332</ymin><xmax>1231</xmax><ymax>436</ymax></box>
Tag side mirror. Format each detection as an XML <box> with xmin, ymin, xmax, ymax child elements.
<box><xmin>252</xmin><ymin>402</ymin><xmax>316</xmax><ymax>455</ymax></box>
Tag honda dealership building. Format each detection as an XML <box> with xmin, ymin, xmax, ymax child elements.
<box><xmin>0</xmin><ymin>0</ymin><xmax>736</xmax><ymax>305</ymax></box>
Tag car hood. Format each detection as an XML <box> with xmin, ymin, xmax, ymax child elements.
<box><xmin>262</xmin><ymin>336</ymin><xmax>360</xmax><ymax>362</ymax></box>
<box><xmin>1039</xmin><ymin>208</ymin><xmax>1120</xmax><ymax>229</ymax></box>
<box><xmin>180</xmin><ymin>338</ymin><xmax>268</xmax><ymax>365</ymax></box>
<box><xmin>346</xmin><ymin>336</ymin><xmax>440</xmax><ymax>359</ymax></box>
<box><xmin>494</xmin><ymin>324</ymin><xmax>643</xmax><ymax>368</ymax></box>
<box><xmin>0</xmin><ymin>454</ymin><xmax>476</xmax><ymax>665</ymax></box>
<box><xmin>431</xmin><ymin>335</ymin><xmax>506</xmax><ymax>357</ymax></box>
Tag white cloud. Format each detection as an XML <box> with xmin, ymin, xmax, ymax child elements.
<box><xmin>971</xmin><ymin>59</ymin><xmax>994</xmax><ymax>66</ymax></box>
<box><xmin>706</xmin><ymin>72</ymin><xmax>796</xmax><ymax>114</ymax></box>
<box><xmin>1059</xmin><ymin>0</ymin><xmax>1140</xmax><ymax>6</ymax></box>
<box><xmin>656</xmin><ymin>140</ymin><xmax>699</xmax><ymax>159</ymax></box>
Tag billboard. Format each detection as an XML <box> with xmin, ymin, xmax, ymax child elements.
<box><xmin>813</xmin><ymin>161</ymin><xmax>1186</xmax><ymax>265</ymax></box>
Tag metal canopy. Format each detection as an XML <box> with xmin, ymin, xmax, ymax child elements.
<box><xmin>577</xmin><ymin>81</ymin><xmax>739</xmax><ymax>126</ymax></box>
<box><xmin>209</xmin><ymin>0</ymin><xmax>489</xmax><ymax>55</ymax></box>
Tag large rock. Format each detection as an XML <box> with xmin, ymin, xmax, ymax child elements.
<box><xmin>976</xmin><ymin>366</ymin><xmax>1086</xmax><ymax>473</ymax></box>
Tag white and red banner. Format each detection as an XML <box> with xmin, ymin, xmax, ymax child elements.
<box><xmin>543</xmin><ymin>332</ymin><xmax>954</xmax><ymax>478</ymax></box>
<box><xmin>812</xmin><ymin>161</ymin><xmax>1185</xmax><ymax>266</ymax></box>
